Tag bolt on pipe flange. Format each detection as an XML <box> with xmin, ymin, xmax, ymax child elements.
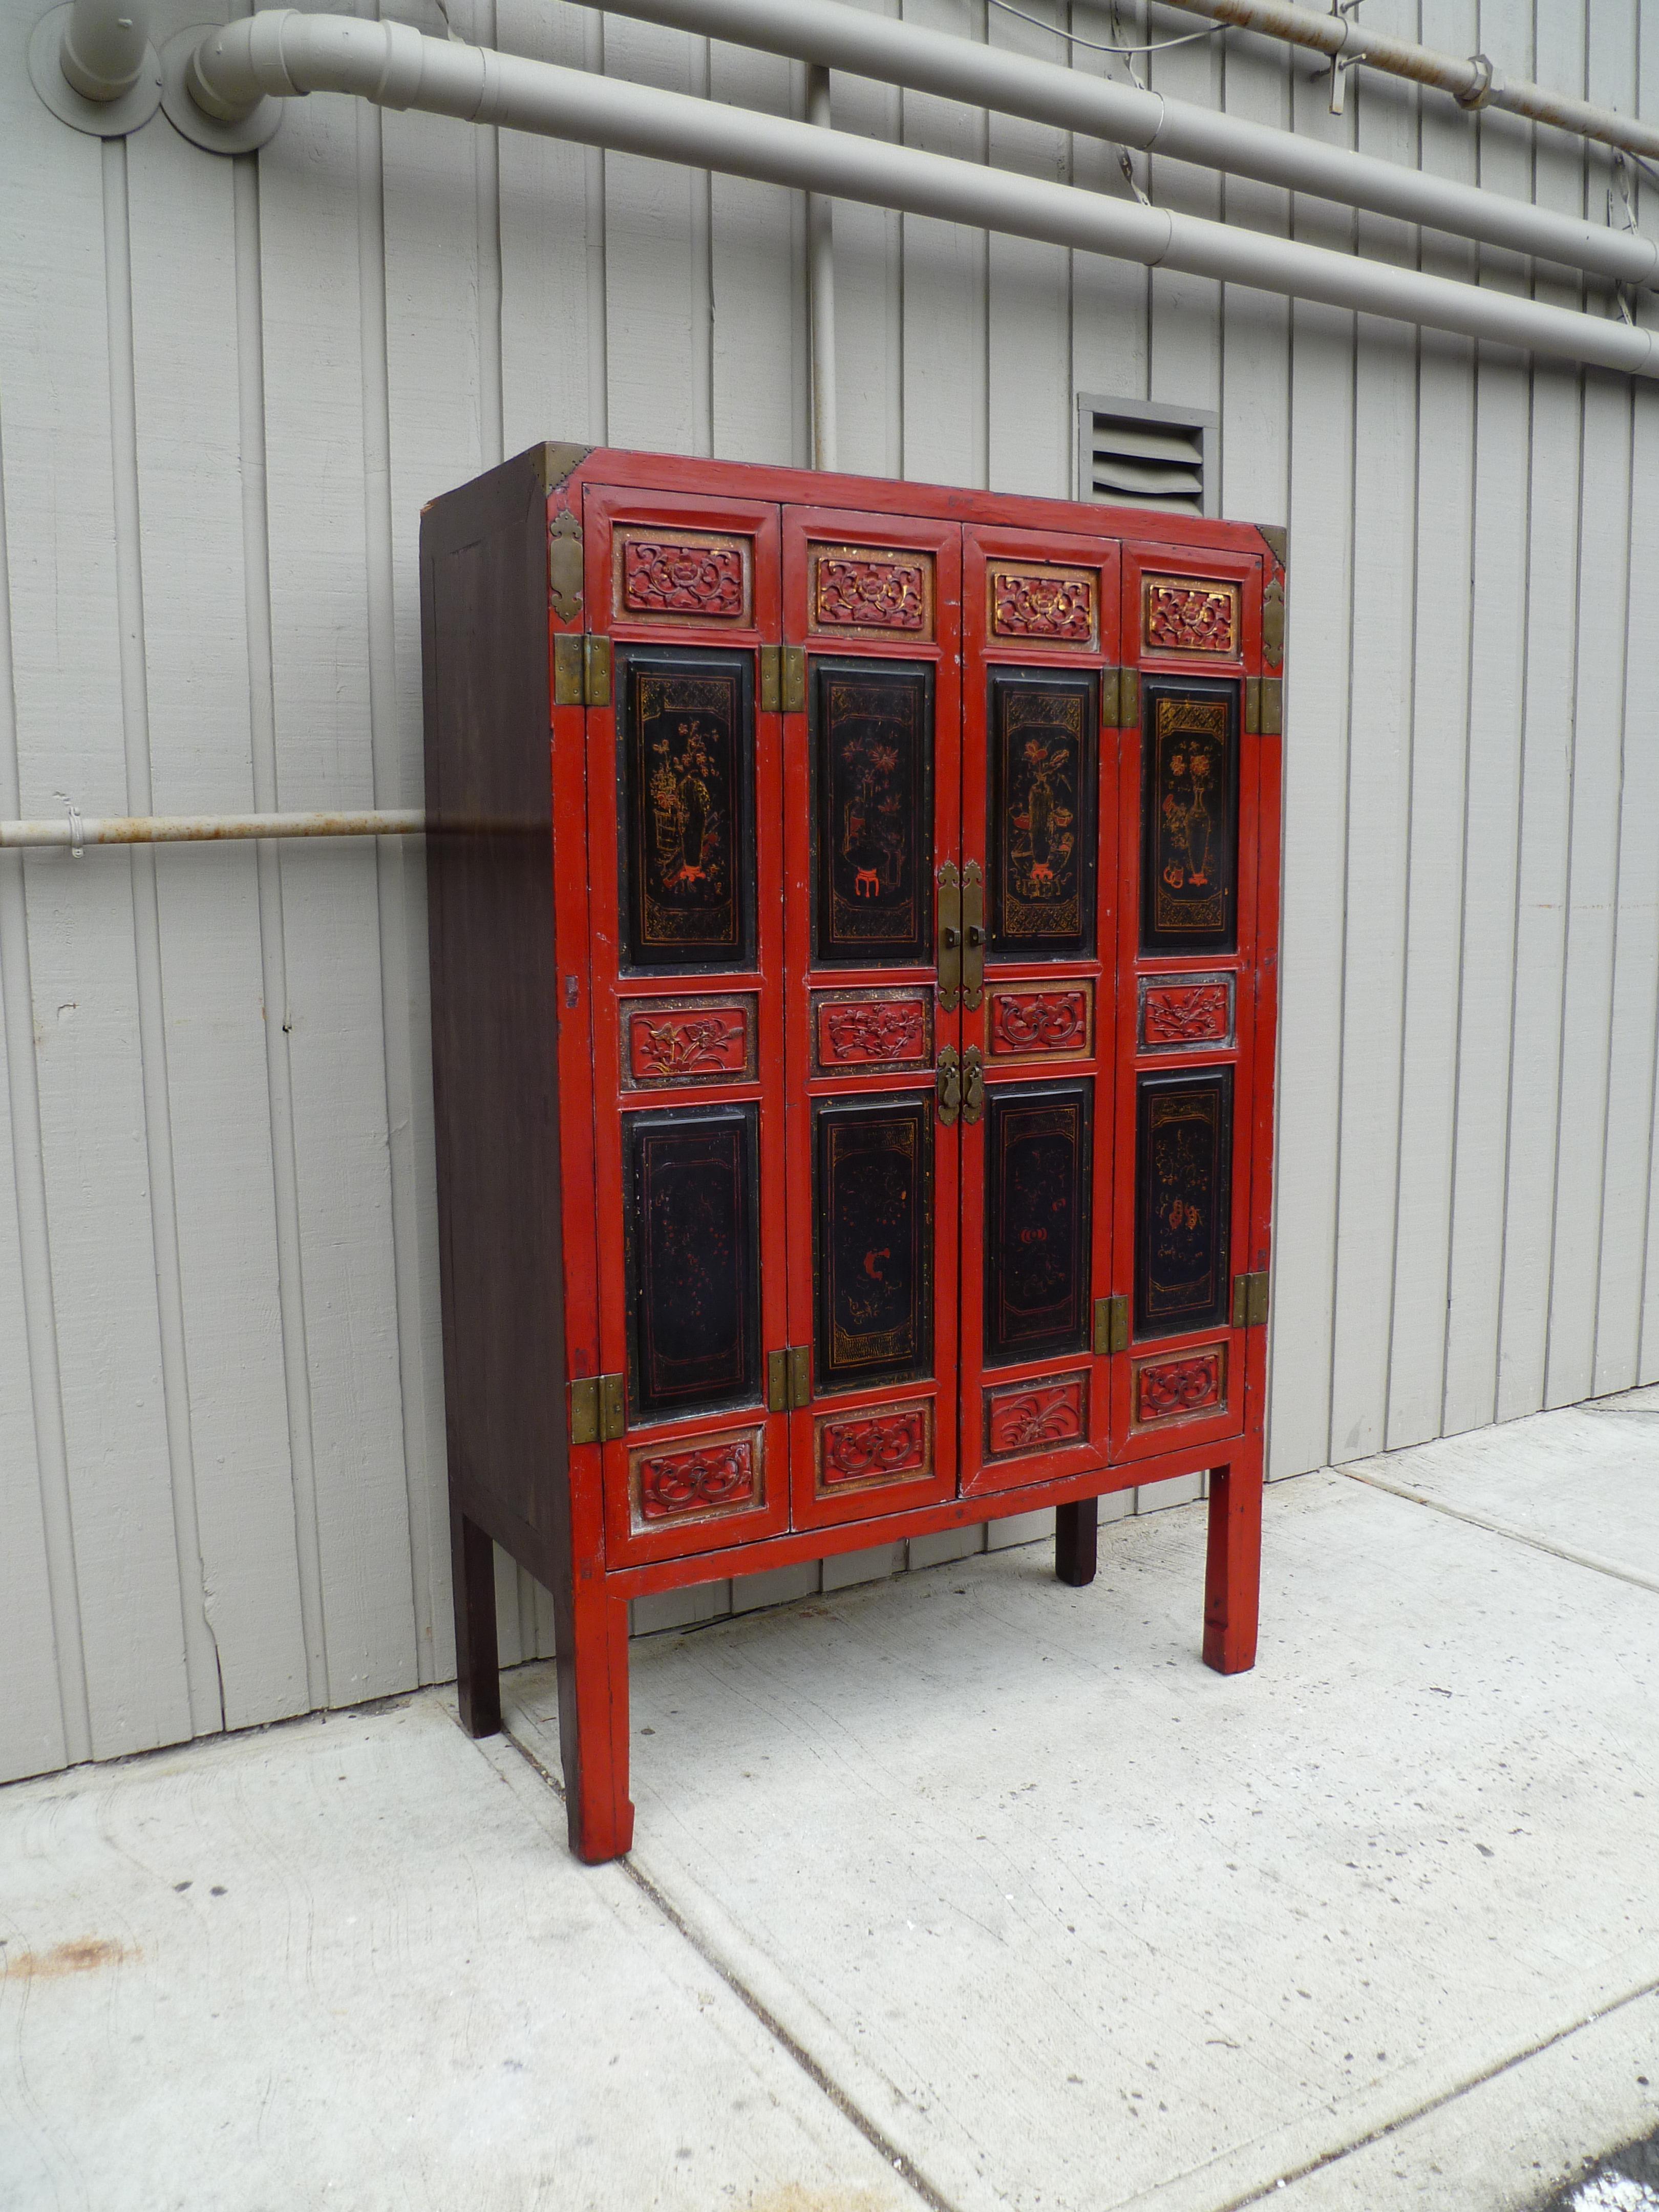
<box><xmin>28</xmin><ymin>3</ymin><xmax>163</xmax><ymax>137</ymax></box>
<box><xmin>160</xmin><ymin>24</ymin><xmax>284</xmax><ymax>153</ymax></box>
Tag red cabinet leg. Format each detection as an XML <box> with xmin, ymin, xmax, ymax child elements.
<box><xmin>1202</xmin><ymin>1456</ymin><xmax>1262</xmax><ymax>1675</ymax></box>
<box><xmin>1055</xmin><ymin>1498</ymin><xmax>1099</xmax><ymax>1586</ymax></box>
<box><xmin>453</xmin><ymin>1510</ymin><xmax>502</xmax><ymax>1738</ymax></box>
<box><xmin>557</xmin><ymin>1582</ymin><xmax>636</xmax><ymax>1864</ymax></box>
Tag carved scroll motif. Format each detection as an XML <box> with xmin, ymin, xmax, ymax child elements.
<box><xmin>985</xmin><ymin>1374</ymin><xmax>1087</xmax><ymax>1458</ymax></box>
<box><xmin>622</xmin><ymin>538</ymin><xmax>746</xmax><ymax>619</ymax></box>
<box><xmin>637</xmin><ymin>1437</ymin><xmax>758</xmax><ymax>1520</ymax></box>
<box><xmin>991</xmin><ymin>568</ymin><xmax>1095</xmax><ymax>644</ymax></box>
<box><xmin>1135</xmin><ymin>1350</ymin><xmax>1224</xmax><ymax>1424</ymax></box>
<box><xmin>818</xmin><ymin>1407</ymin><xmax>928</xmax><ymax>1487</ymax></box>
<box><xmin>991</xmin><ymin>989</ymin><xmax>1090</xmax><ymax>1057</ymax></box>
<box><xmin>1143</xmin><ymin>577</ymin><xmax>1239</xmax><ymax>656</ymax></box>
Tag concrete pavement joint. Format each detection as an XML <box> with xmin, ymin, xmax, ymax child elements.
<box><xmin>1190</xmin><ymin>1975</ymin><xmax>1659</xmax><ymax>2212</ymax></box>
<box><xmin>499</xmin><ymin>1721</ymin><xmax>961</xmax><ymax>2212</ymax></box>
<box><xmin>1336</xmin><ymin>1464</ymin><xmax>1659</xmax><ymax>1597</ymax></box>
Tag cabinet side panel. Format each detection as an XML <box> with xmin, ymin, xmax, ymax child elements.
<box><xmin>421</xmin><ymin>449</ymin><xmax>564</xmax><ymax>1585</ymax></box>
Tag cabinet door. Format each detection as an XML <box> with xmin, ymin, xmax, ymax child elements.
<box><xmin>957</xmin><ymin>527</ymin><xmax>1121</xmax><ymax>1495</ymax></box>
<box><xmin>780</xmin><ymin>508</ymin><xmax>963</xmax><ymax>1530</ymax></box>
<box><xmin>581</xmin><ymin>486</ymin><xmax>794</xmax><ymax>1566</ymax></box>
<box><xmin>1109</xmin><ymin>544</ymin><xmax>1268</xmax><ymax>1460</ymax></box>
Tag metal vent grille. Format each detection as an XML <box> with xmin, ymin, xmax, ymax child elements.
<box><xmin>1077</xmin><ymin>394</ymin><xmax>1217</xmax><ymax>518</ymax></box>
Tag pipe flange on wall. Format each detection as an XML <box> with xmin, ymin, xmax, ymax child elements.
<box><xmin>160</xmin><ymin>25</ymin><xmax>284</xmax><ymax>152</ymax></box>
<box><xmin>27</xmin><ymin>2</ymin><xmax>162</xmax><ymax>137</ymax></box>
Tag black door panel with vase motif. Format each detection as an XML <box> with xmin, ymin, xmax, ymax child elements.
<box><xmin>1140</xmin><ymin>678</ymin><xmax>1238</xmax><ymax>957</ymax></box>
<box><xmin>813</xmin><ymin>1094</ymin><xmax>934</xmax><ymax>1389</ymax></box>
<box><xmin>625</xmin><ymin>1103</ymin><xmax>761</xmax><ymax>1416</ymax></box>
<box><xmin>984</xmin><ymin>1081</ymin><xmax>1093</xmax><ymax>1366</ymax></box>
<box><xmin>810</xmin><ymin>658</ymin><xmax>934</xmax><ymax>967</ymax></box>
<box><xmin>987</xmin><ymin>669</ymin><xmax>1097</xmax><ymax>960</ymax></box>
<box><xmin>1133</xmin><ymin>1068</ymin><xmax>1231</xmax><ymax>1339</ymax></box>
<box><xmin>618</xmin><ymin>647</ymin><xmax>755</xmax><ymax>972</ymax></box>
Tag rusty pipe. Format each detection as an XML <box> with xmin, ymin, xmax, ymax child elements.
<box><xmin>0</xmin><ymin>809</ymin><xmax>426</xmax><ymax>849</ymax></box>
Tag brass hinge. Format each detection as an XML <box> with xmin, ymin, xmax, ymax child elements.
<box><xmin>1100</xmin><ymin>666</ymin><xmax>1120</xmax><ymax>728</ymax></box>
<box><xmin>569</xmin><ymin>1372</ymin><xmax>625</xmax><ymax>1445</ymax></box>
<box><xmin>936</xmin><ymin>1044</ymin><xmax>961</xmax><ymax>1126</ymax></box>
<box><xmin>1244</xmin><ymin>676</ymin><xmax>1261</xmax><ymax>736</ymax></box>
<box><xmin>1093</xmin><ymin>1294</ymin><xmax>1129</xmax><ymax>1356</ymax></box>
<box><xmin>1121</xmin><ymin>669</ymin><xmax>1140</xmax><ymax>727</ymax></box>
<box><xmin>767</xmin><ymin>1347</ymin><xmax>812</xmax><ymax>1411</ymax></box>
<box><xmin>937</xmin><ymin>862</ymin><xmax>963</xmax><ymax>1011</ymax></box>
<box><xmin>961</xmin><ymin>1045</ymin><xmax>985</xmax><ymax>1125</ymax></box>
<box><xmin>961</xmin><ymin>861</ymin><xmax>985</xmax><ymax>1011</ymax></box>
<box><xmin>759</xmin><ymin>645</ymin><xmax>781</xmax><ymax>714</ymax></box>
<box><xmin>781</xmin><ymin>644</ymin><xmax>806</xmax><ymax>714</ymax></box>
<box><xmin>1259</xmin><ymin>676</ymin><xmax>1282</xmax><ymax>735</ymax></box>
<box><xmin>552</xmin><ymin>633</ymin><xmax>613</xmax><ymax>709</ymax></box>
<box><xmin>1231</xmin><ymin>1270</ymin><xmax>1270</xmax><ymax>1329</ymax></box>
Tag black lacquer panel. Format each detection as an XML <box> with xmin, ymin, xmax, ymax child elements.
<box><xmin>987</xmin><ymin>670</ymin><xmax>1096</xmax><ymax>959</ymax></box>
<box><xmin>619</xmin><ymin>647</ymin><xmax>755</xmax><ymax>971</ymax></box>
<box><xmin>1140</xmin><ymin>678</ymin><xmax>1239</xmax><ymax>955</ymax></box>
<box><xmin>984</xmin><ymin>1081</ymin><xmax>1093</xmax><ymax>1366</ymax></box>
<box><xmin>625</xmin><ymin>1104</ymin><xmax>760</xmax><ymax>1417</ymax></box>
<box><xmin>1134</xmin><ymin>1068</ymin><xmax>1232</xmax><ymax>1339</ymax></box>
<box><xmin>813</xmin><ymin>1094</ymin><xmax>933</xmax><ymax>1389</ymax></box>
<box><xmin>810</xmin><ymin>658</ymin><xmax>933</xmax><ymax>966</ymax></box>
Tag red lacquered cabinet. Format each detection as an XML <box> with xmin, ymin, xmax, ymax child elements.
<box><xmin>421</xmin><ymin>444</ymin><xmax>1284</xmax><ymax>1864</ymax></box>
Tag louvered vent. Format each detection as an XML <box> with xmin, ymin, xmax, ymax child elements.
<box><xmin>1076</xmin><ymin>395</ymin><xmax>1216</xmax><ymax>518</ymax></box>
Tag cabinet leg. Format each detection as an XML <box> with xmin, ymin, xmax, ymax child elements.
<box><xmin>1055</xmin><ymin>1497</ymin><xmax>1098</xmax><ymax>1587</ymax></box>
<box><xmin>452</xmin><ymin>1509</ymin><xmax>502</xmax><ymax>1739</ymax></box>
<box><xmin>556</xmin><ymin>1582</ymin><xmax>636</xmax><ymax>1865</ymax></box>
<box><xmin>1203</xmin><ymin>1457</ymin><xmax>1263</xmax><ymax>1675</ymax></box>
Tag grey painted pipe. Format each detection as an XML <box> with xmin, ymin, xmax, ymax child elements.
<box><xmin>188</xmin><ymin>13</ymin><xmax>1657</xmax><ymax>381</ymax></box>
<box><xmin>59</xmin><ymin>0</ymin><xmax>149</xmax><ymax>100</ymax></box>
<box><xmin>0</xmin><ymin>810</ymin><xmax>426</xmax><ymax>849</ymax></box>
<box><xmin>562</xmin><ymin>0</ymin><xmax>1658</xmax><ymax>289</ymax></box>
<box><xmin>1156</xmin><ymin>0</ymin><xmax>1659</xmax><ymax>168</ymax></box>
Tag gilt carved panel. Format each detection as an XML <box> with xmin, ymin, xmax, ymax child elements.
<box><xmin>984</xmin><ymin>1372</ymin><xmax>1088</xmax><ymax>1461</ymax></box>
<box><xmin>1142</xmin><ymin>576</ymin><xmax>1241</xmax><ymax>657</ymax></box>
<box><xmin>1132</xmin><ymin>1347</ymin><xmax>1226</xmax><ymax>1428</ymax></box>
<box><xmin>815</xmin><ymin>1402</ymin><xmax>932</xmax><ymax>1494</ymax></box>
<box><xmin>1137</xmin><ymin>974</ymin><xmax>1235</xmax><ymax>1055</ymax></box>
<box><xmin>812</xmin><ymin>989</ymin><xmax>933</xmax><ymax>1074</ymax></box>
<box><xmin>631</xmin><ymin>1427</ymin><xmax>764</xmax><ymax>1528</ymax></box>
<box><xmin>614</xmin><ymin>528</ymin><xmax>752</xmax><ymax>626</ymax></box>
<box><xmin>809</xmin><ymin>544</ymin><xmax>933</xmax><ymax>638</ymax></box>
<box><xmin>989</xmin><ymin>983</ymin><xmax>1093</xmax><ymax>1061</ymax></box>
<box><xmin>621</xmin><ymin>995</ymin><xmax>756</xmax><ymax>1089</ymax></box>
<box><xmin>988</xmin><ymin>564</ymin><xmax>1097</xmax><ymax>647</ymax></box>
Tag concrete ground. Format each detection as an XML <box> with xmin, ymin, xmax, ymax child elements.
<box><xmin>3</xmin><ymin>1396</ymin><xmax>1657</xmax><ymax>2212</ymax></box>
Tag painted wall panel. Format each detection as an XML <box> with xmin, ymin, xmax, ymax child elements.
<box><xmin>5</xmin><ymin>0</ymin><xmax>1659</xmax><ymax>1770</ymax></box>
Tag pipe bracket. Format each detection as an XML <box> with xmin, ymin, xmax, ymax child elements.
<box><xmin>28</xmin><ymin>4</ymin><xmax>163</xmax><ymax>137</ymax></box>
<box><xmin>1454</xmin><ymin>53</ymin><xmax>1500</xmax><ymax>112</ymax></box>
<box><xmin>161</xmin><ymin>24</ymin><xmax>285</xmax><ymax>152</ymax></box>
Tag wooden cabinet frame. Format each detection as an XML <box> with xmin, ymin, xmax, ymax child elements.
<box><xmin>421</xmin><ymin>444</ymin><xmax>1283</xmax><ymax>1865</ymax></box>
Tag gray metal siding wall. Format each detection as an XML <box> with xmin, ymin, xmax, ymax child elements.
<box><xmin>2</xmin><ymin>0</ymin><xmax>1656</xmax><ymax>1781</ymax></box>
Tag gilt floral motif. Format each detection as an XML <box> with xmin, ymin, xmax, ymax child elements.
<box><xmin>991</xmin><ymin>569</ymin><xmax>1094</xmax><ymax>643</ymax></box>
<box><xmin>623</xmin><ymin>538</ymin><xmax>746</xmax><ymax>619</ymax></box>
<box><xmin>815</xmin><ymin>556</ymin><xmax>927</xmax><ymax>631</ymax></box>
<box><xmin>627</xmin><ymin>1005</ymin><xmax>749</xmax><ymax>1083</ymax></box>
<box><xmin>1144</xmin><ymin>578</ymin><xmax>1240</xmax><ymax>656</ymax></box>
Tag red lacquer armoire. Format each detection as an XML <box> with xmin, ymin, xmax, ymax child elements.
<box><xmin>421</xmin><ymin>443</ymin><xmax>1283</xmax><ymax>1864</ymax></box>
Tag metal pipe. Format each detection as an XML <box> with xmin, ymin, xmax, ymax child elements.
<box><xmin>563</xmin><ymin>0</ymin><xmax>1659</xmax><ymax>289</ymax></box>
<box><xmin>186</xmin><ymin>13</ymin><xmax>1657</xmax><ymax>382</ymax></box>
<box><xmin>805</xmin><ymin>62</ymin><xmax>838</xmax><ymax>472</ymax></box>
<box><xmin>0</xmin><ymin>809</ymin><xmax>426</xmax><ymax>849</ymax></box>
<box><xmin>1155</xmin><ymin>0</ymin><xmax>1659</xmax><ymax>168</ymax></box>
<box><xmin>59</xmin><ymin>0</ymin><xmax>150</xmax><ymax>101</ymax></box>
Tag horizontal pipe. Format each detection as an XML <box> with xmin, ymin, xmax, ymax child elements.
<box><xmin>0</xmin><ymin>809</ymin><xmax>426</xmax><ymax>849</ymax></box>
<box><xmin>1157</xmin><ymin>0</ymin><xmax>1659</xmax><ymax>166</ymax></box>
<box><xmin>188</xmin><ymin>14</ymin><xmax>1657</xmax><ymax>381</ymax></box>
<box><xmin>571</xmin><ymin>0</ymin><xmax>1658</xmax><ymax>288</ymax></box>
